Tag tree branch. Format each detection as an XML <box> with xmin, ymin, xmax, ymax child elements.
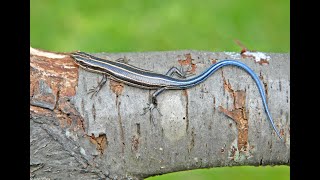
<box><xmin>30</xmin><ymin>47</ymin><xmax>290</xmax><ymax>179</ymax></box>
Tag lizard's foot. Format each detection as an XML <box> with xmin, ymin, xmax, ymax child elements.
<box><xmin>141</xmin><ymin>103</ymin><xmax>162</xmax><ymax>116</ymax></box>
<box><xmin>87</xmin><ymin>75</ymin><xmax>107</xmax><ymax>99</ymax></box>
<box><xmin>115</xmin><ymin>56</ymin><xmax>130</xmax><ymax>64</ymax></box>
<box><xmin>141</xmin><ymin>103</ymin><xmax>162</xmax><ymax>125</ymax></box>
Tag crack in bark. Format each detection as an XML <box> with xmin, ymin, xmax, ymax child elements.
<box><xmin>77</xmin><ymin>116</ymin><xmax>86</xmax><ymax>132</ymax></box>
<box><xmin>260</xmin><ymin>157</ymin><xmax>263</xmax><ymax>165</ymax></box>
<box><xmin>213</xmin><ymin>96</ymin><xmax>216</xmax><ymax>112</ymax></box>
<box><xmin>92</xmin><ymin>103</ymin><xmax>96</xmax><ymax>122</ymax></box>
<box><xmin>30</xmin><ymin>105</ymin><xmax>54</xmax><ymax>116</ymax></box>
<box><xmin>131</xmin><ymin>135</ymin><xmax>140</xmax><ymax>152</ymax></box>
<box><xmin>259</xmin><ymin>72</ymin><xmax>268</xmax><ymax>103</ymax></box>
<box><xmin>54</xmin><ymin>109</ymin><xmax>73</xmax><ymax>128</ymax></box>
<box><xmin>219</xmin><ymin>77</ymin><xmax>249</xmax><ymax>152</ymax></box>
<box><xmin>87</xmin><ymin>134</ymin><xmax>108</xmax><ymax>155</ymax></box>
<box><xmin>116</xmin><ymin>96</ymin><xmax>125</xmax><ymax>155</ymax></box>
<box><xmin>279</xmin><ymin>80</ymin><xmax>282</xmax><ymax>92</ymax></box>
<box><xmin>53</xmin><ymin>87</ymin><xmax>61</xmax><ymax>110</ymax></box>
<box><xmin>136</xmin><ymin>123</ymin><xmax>141</xmax><ymax>136</ymax></box>
<box><xmin>188</xmin><ymin>127</ymin><xmax>195</xmax><ymax>153</ymax></box>
<box><xmin>183</xmin><ymin>90</ymin><xmax>189</xmax><ymax>133</ymax></box>
<box><xmin>131</xmin><ymin>123</ymin><xmax>141</xmax><ymax>152</ymax></box>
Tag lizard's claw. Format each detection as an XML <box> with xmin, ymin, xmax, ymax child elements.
<box><xmin>141</xmin><ymin>102</ymin><xmax>162</xmax><ymax>125</ymax></box>
<box><xmin>87</xmin><ymin>87</ymin><xmax>100</xmax><ymax>99</ymax></box>
<box><xmin>87</xmin><ymin>75</ymin><xmax>107</xmax><ymax>99</ymax></box>
<box><xmin>141</xmin><ymin>103</ymin><xmax>162</xmax><ymax>116</ymax></box>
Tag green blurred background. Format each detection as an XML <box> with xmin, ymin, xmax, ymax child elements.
<box><xmin>31</xmin><ymin>0</ymin><xmax>289</xmax><ymax>53</ymax></box>
<box><xmin>31</xmin><ymin>0</ymin><xmax>289</xmax><ymax>179</ymax></box>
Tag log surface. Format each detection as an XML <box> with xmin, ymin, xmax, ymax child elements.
<box><xmin>30</xmin><ymin>49</ymin><xmax>290</xmax><ymax>179</ymax></box>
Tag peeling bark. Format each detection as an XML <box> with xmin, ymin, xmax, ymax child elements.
<box><xmin>30</xmin><ymin>48</ymin><xmax>290</xmax><ymax>179</ymax></box>
<box><xmin>219</xmin><ymin>76</ymin><xmax>249</xmax><ymax>152</ymax></box>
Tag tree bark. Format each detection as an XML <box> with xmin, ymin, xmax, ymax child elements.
<box><xmin>30</xmin><ymin>47</ymin><xmax>290</xmax><ymax>179</ymax></box>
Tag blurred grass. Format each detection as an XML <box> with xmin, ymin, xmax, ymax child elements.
<box><xmin>30</xmin><ymin>0</ymin><xmax>289</xmax><ymax>53</ymax></box>
<box><xmin>147</xmin><ymin>166</ymin><xmax>289</xmax><ymax>180</ymax></box>
<box><xmin>31</xmin><ymin>0</ymin><xmax>289</xmax><ymax>179</ymax></box>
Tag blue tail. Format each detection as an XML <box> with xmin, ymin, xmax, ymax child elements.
<box><xmin>181</xmin><ymin>60</ymin><xmax>282</xmax><ymax>140</ymax></box>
